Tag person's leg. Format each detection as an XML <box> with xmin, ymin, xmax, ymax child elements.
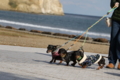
<box><xmin>116</xmin><ymin>22</ymin><xmax>120</xmax><ymax>69</ymax></box>
<box><xmin>106</xmin><ymin>20</ymin><xmax>119</xmax><ymax>68</ymax></box>
<box><xmin>117</xmin><ymin>60</ymin><xmax>120</xmax><ymax>70</ymax></box>
<box><xmin>118</xmin><ymin>59</ymin><xmax>120</xmax><ymax>69</ymax></box>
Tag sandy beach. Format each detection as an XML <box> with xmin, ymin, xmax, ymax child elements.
<box><xmin>0</xmin><ymin>28</ymin><xmax>109</xmax><ymax>54</ymax></box>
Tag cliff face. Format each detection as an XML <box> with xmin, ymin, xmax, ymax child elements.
<box><xmin>0</xmin><ymin>0</ymin><xmax>64</xmax><ymax>15</ymax></box>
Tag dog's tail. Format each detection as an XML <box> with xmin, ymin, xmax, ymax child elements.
<box><xmin>102</xmin><ymin>56</ymin><xmax>109</xmax><ymax>58</ymax></box>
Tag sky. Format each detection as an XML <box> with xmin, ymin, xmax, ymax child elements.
<box><xmin>60</xmin><ymin>0</ymin><xmax>112</xmax><ymax>17</ymax></box>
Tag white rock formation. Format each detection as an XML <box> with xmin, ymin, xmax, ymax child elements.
<box><xmin>0</xmin><ymin>0</ymin><xmax>64</xmax><ymax>15</ymax></box>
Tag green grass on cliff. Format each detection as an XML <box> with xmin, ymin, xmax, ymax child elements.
<box><xmin>9</xmin><ymin>1</ymin><xmax>18</xmax><ymax>8</ymax></box>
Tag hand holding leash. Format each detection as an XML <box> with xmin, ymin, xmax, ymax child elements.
<box><xmin>115</xmin><ymin>2</ymin><xmax>119</xmax><ymax>8</ymax></box>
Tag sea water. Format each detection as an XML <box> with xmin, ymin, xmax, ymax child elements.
<box><xmin>0</xmin><ymin>10</ymin><xmax>111</xmax><ymax>40</ymax></box>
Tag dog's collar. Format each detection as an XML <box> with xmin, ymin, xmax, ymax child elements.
<box><xmin>77</xmin><ymin>56</ymin><xmax>82</xmax><ymax>61</ymax></box>
<box><xmin>61</xmin><ymin>54</ymin><xmax>66</xmax><ymax>58</ymax></box>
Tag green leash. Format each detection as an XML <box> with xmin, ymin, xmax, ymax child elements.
<box><xmin>54</xmin><ymin>7</ymin><xmax>117</xmax><ymax>52</ymax></box>
<box><xmin>77</xmin><ymin>7</ymin><xmax>117</xmax><ymax>51</ymax></box>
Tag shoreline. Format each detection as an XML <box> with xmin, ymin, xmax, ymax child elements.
<box><xmin>0</xmin><ymin>25</ymin><xmax>110</xmax><ymax>44</ymax></box>
<box><xmin>0</xmin><ymin>26</ymin><xmax>109</xmax><ymax>54</ymax></box>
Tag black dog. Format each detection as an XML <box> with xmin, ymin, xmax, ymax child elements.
<box><xmin>46</xmin><ymin>45</ymin><xmax>63</xmax><ymax>64</ymax></box>
<box><xmin>67</xmin><ymin>49</ymin><xmax>108</xmax><ymax>70</ymax></box>
<box><xmin>58</xmin><ymin>48</ymin><xmax>84</xmax><ymax>66</ymax></box>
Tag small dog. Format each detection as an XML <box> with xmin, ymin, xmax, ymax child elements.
<box><xmin>58</xmin><ymin>48</ymin><xmax>84</xmax><ymax>66</ymax></box>
<box><xmin>46</xmin><ymin>45</ymin><xmax>63</xmax><ymax>64</ymax></box>
<box><xmin>75</xmin><ymin>52</ymin><xmax>108</xmax><ymax>70</ymax></box>
<box><xmin>96</xmin><ymin>56</ymin><xmax>108</xmax><ymax>70</ymax></box>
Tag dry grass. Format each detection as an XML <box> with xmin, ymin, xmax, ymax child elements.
<box><xmin>0</xmin><ymin>28</ymin><xmax>109</xmax><ymax>54</ymax></box>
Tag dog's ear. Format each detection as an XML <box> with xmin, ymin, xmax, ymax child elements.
<box><xmin>58</xmin><ymin>48</ymin><xmax>67</xmax><ymax>54</ymax></box>
<box><xmin>63</xmin><ymin>49</ymin><xmax>67</xmax><ymax>54</ymax></box>
<box><xmin>53</xmin><ymin>46</ymin><xmax>57</xmax><ymax>50</ymax></box>
<box><xmin>48</xmin><ymin>44</ymin><xmax>52</xmax><ymax>47</ymax></box>
<box><xmin>76</xmin><ymin>51</ymin><xmax>84</xmax><ymax>57</ymax></box>
<box><xmin>80</xmin><ymin>49</ymin><xmax>84</xmax><ymax>53</ymax></box>
<box><xmin>54</xmin><ymin>46</ymin><xmax>57</xmax><ymax>48</ymax></box>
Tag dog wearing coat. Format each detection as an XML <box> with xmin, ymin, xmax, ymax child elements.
<box><xmin>75</xmin><ymin>52</ymin><xmax>108</xmax><ymax>70</ymax></box>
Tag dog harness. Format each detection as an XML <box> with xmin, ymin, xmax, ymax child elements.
<box><xmin>53</xmin><ymin>50</ymin><xmax>60</xmax><ymax>57</ymax></box>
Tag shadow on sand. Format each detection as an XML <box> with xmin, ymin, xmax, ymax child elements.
<box><xmin>105</xmin><ymin>72</ymin><xmax>120</xmax><ymax>77</ymax></box>
<box><xmin>0</xmin><ymin>72</ymin><xmax>48</xmax><ymax>80</ymax></box>
<box><xmin>32</xmin><ymin>59</ymin><xmax>67</xmax><ymax>66</ymax></box>
<box><xmin>35</xmin><ymin>52</ymin><xmax>51</xmax><ymax>57</ymax></box>
<box><xmin>32</xmin><ymin>59</ymin><xmax>99</xmax><ymax>70</ymax></box>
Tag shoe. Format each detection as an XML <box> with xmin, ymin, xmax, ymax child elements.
<box><xmin>117</xmin><ymin>62</ymin><xmax>120</xmax><ymax>70</ymax></box>
<box><xmin>106</xmin><ymin>63</ymin><xmax>115</xmax><ymax>69</ymax></box>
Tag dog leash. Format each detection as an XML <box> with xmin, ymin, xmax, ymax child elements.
<box><xmin>54</xmin><ymin>7</ymin><xmax>117</xmax><ymax>52</ymax></box>
<box><xmin>66</xmin><ymin>6</ymin><xmax>117</xmax><ymax>51</ymax></box>
<box><xmin>78</xmin><ymin>6</ymin><xmax>117</xmax><ymax>50</ymax></box>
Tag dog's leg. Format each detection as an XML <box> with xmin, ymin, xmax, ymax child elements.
<box><xmin>100</xmin><ymin>64</ymin><xmax>105</xmax><ymax>69</ymax></box>
<box><xmin>79</xmin><ymin>64</ymin><xmax>82</xmax><ymax>67</ymax></box>
<box><xmin>71</xmin><ymin>60</ymin><xmax>77</xmax><ymax>66</ymax></box>
<box><xmin>53</xmin><ymin>58</ymin><xmax>56</xmax><ymax>63</ymax></box>
<box><xmin>58</xmin><ymin>60</ymin><xmax>63</xmax><ymax>65</ymax></box>
<box><xmin>81</xmin><ymin>62</ymin><xmax>88</xmax><ymax>68</ymax></box>
<box><xmin>66</xmin><ymin>61</ymin><xmax>69</xmax><ymax>66</ymax></box>
<box><xmin>50</xmin><ymin>59</ymin><xmax>53</xmax><ymax>63</ymax></box>
<box><xmin>82</xmin><ymin>65</ymin><xmax>87</xmax><ymax>68</ymax></box>
<box><xmin>50</xmin><ymin>57</ymin><xmax>54</xmax><ymax>63</ymax></box>
<box><xmin>96</xmin><ymin>63</ymin><xmax>101</xmax><ymax>70</ymax></box>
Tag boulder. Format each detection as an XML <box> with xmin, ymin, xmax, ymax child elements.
<box><xmin>53</xmin><ymin>33</ymin><xmax>70</xmax><ymax>37</ymax></box>
<box><xmin>93</xmin><ymin>38</ymin><xmax>109</xmax><ymax>43</ymax></box>
<box><xmin>19</xmin><ymin>28</ymin><xmax>26</xmax><ymax>31</ymax></box>
<box><xmin>5</xmin><ymin>26</ymin><xmax>16</xmax><ymax>29</ymax></box>
<box><xmin>41</xmin><ymin>31</ymin><xmax>53</xmax><ymax>35</ymax></box>
<box><xmin>30</xmin><ymin>30</ymin><xmax>42</xmax><ymax>33</ymax></box>
<box><xmin>69</xmin><ymin>35</ymin><xmax>76</xmax><ymax>38</ymax></box>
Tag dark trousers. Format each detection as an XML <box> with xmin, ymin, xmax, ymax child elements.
<box><xmin>108</xmin><ymin>20</ymin><xmax>120</xmax><ymax>65</ymax></box>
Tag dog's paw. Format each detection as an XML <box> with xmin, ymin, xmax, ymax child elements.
<box><xmin>50</xmin><ymin>61</ymin><xmax>52</xmax><ymax>63</ymax></box>
<box><xmin>82</xmin><ymin>65</ymin><xmax>87</xmax><ymax>68</ymax></box>
<box><xmin>79</xmin><ymin>64</ymin><xmax>82</xmax><ymax>67</ymax></box>
<box><xmin>96</xmin><ymin>68</ymin><xmax>100</xmax><ymax>70</ymax></box>
<box><xmin>100</xmin><ymin>66</ymin><xmax>104</xmax><ymax>69</ymax></box>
